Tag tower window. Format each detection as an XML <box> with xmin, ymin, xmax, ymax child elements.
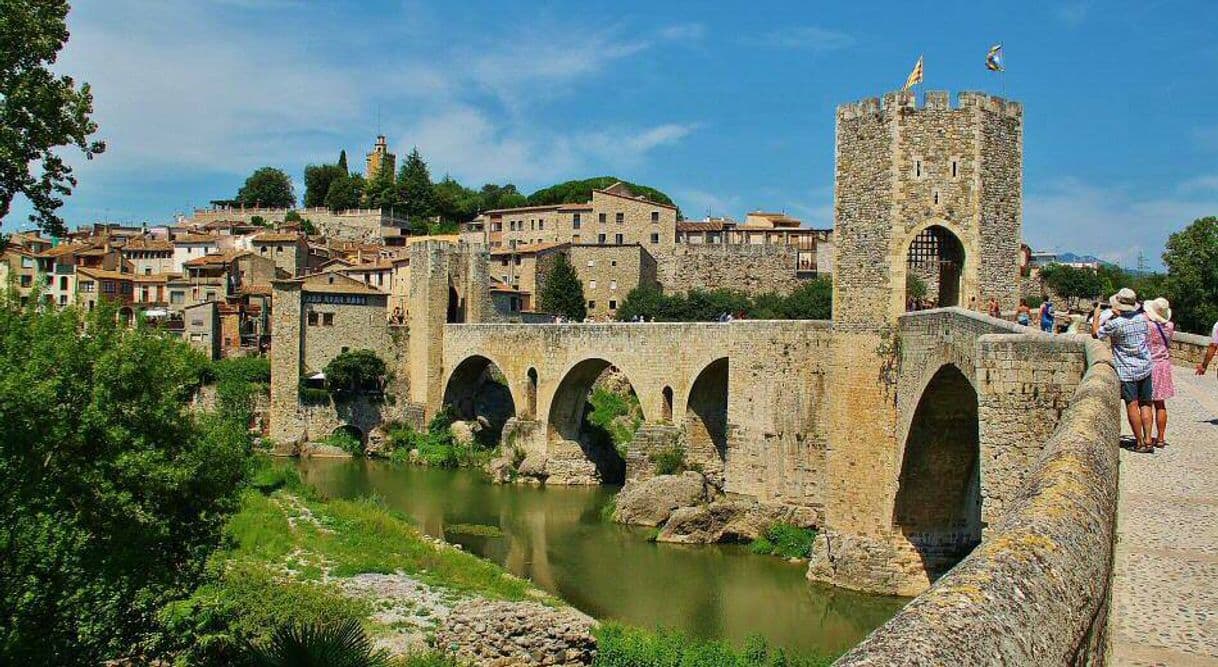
<box><xmin>915</xmin><ymin>159</ymin><xmax>923</xmax><ymax>179</ymax></box>
<box><xmin>951</xmin><ymin>160</ymin><xmax>959</xmax><ymax>179</ymax></box>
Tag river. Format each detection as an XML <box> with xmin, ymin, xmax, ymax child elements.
<box><xmin>294</xmin><ymin>458</ymin><xmax>907</xmax><ymax>657</ymax></box>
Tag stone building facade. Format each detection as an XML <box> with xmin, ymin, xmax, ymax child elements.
<box><xmin>472</xmin><ymin>182</ymin><xmax>678</xmax><ymax>250</ymax></box>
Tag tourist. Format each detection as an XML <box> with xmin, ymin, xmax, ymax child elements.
<box><xmin>1092</xmin><ymin>288</ymin><xmax>1155</xmax><ymax>454</ymax></box>
<box><xmin>1143</xmin><ymin>298</ymin><xmax>1175</xmax><ymax>447</ymax></box>
<box><xmin>1016</xmin><ymin>299</ymin><xmax>1032</xmax><ymax>326</ymax></box>
<box><xmin>969</xmin><ymin>296</ymin><xmax>978</xmax><ymax>311</ymax></box>
<box><xmin>1196</xmin><ymin>319</ymin><xmax>1218</xmax><ymax>377</ymax></box>
<box><xmin>1040</xmin><ymin>299</ymin><xmax>1056</xmax><ymax>333</ymax></box>
<box><xmin>987</xmin><ymin>297</ymin><xmax>1002</xmax><ymax>318</ymax></box>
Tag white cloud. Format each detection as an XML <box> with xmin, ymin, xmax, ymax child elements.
<box><xmin>1179</xmin><ymin>175</ymin><xmax>1218</xmax><ymax>193</ymax></box>
<box><xmin>659</xmin><ymin>23</ymin><xmax>706</xmax><ymax>41</ymax></box>
<box><xmin>674</xmin><ymin>189</ymin><xmax>742</xmax><ymax>219</ymax></box>
<box><xmin>1024</xmin><ymin>178</ymin><xmax>1218</xmax><ymax>269</ymax></box>
<box><xmin>1054</xmin><ymin>2</ymin><xmax>1090</xmax><ymax>26</ymax></box>
<box><xmin>752</xmin><ymin>26</ymin><xmax>855</xmax><ymax>51</ymax></box>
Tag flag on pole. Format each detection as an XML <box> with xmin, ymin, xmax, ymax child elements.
<box><xmin>986</xmin><ymin>43</ymin><xmax>1004</xmax><ymax>72</ymax></box>
<box><xmin>903</xmin><ymin>55</ymin><xmax>924</xmax><ymax>89</ymax></box>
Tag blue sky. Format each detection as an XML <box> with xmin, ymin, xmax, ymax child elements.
<box><xmin>8</xmin><ymin>0</ymin><xmax>1218</xmax><ymax>268</ymax></box>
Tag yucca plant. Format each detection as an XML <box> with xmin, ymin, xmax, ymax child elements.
<box><xmin>242</xmin><ymin>618</ymin><xmax>389</xmax><ymax>667</ymax></box>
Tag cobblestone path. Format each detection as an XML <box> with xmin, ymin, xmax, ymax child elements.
<box><xmin>1110</xmin><ymin>365</ymin><xmax>1218</xmax><ymax>665</ymax></box>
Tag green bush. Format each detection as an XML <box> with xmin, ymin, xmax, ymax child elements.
<box><xmin>298</xmin><ymin>381</ymin><xmax>331</xmax><ymax>405</ymax></box>
<box><xmin>384</xmin><ymin>409</ymin><xmax>491</xmax><ymax>469</ymax></box>
<box><xmin>324</xmin><ymin>349</ymin><xmax>387</xmax><ymax>393</ymax></box>
<box><xmin>588</xmin><ymin>387</ymin><xmax>641</xmax><ymax>450</ymax></box>
<box><xmin>209</xmin><ymin>356</ymin><xmax>272</xmax><ymax>385</ymax></box>
<box><xmin>240</xmin><ymin>617</ymin><xmax>389</xmax><ymax>667</ymax></box>
<box><xmin>616</xmin><ymin>278</ymin><xmax>832</xmax><ymax>322</ymax></box>
<box><xmin>750</xmin><ymin>524</ymin><xmax>817</xmax><ymax>559</ymax></box>
<box><xmin>652</xmin><ymin>442</ymin><xmax>687</xmax><ymax>476</ymax></box>
<box><xmin>325</xmin><ymin>430</ymin><xmax>364</xmax><ymax>457</ymax></box>
<box><xmin>0</xmin><ymin>295</ymin><xmax>250</xmax><ymax>664</ymax></box>
<box><xmin>749</xmin><ymin>537</ymin><xmax>775</xmax><ymax>556</ymax></box>
<box><xmin>592</xmin><ymin>623</ymin><xmax>833</xmax><ymax>667</ymax></box>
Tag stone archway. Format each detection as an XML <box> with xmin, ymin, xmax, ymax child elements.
<box><xmin>441</xmin><ymin>354</ymin><xmax>517</xmax><ymax>446</ymax></box>
<box><xmin>333</xmin><ymin>423</ymin><xmax>364</xmax><ymax>443</ymax></box>
<box><xmin>685</xmin><ymin>357</ymin><xmax>728</xmax><ymax>482</ymax></box>
<box><xmin>892</xmin><ymin>363</ymin><xmax>980</xmax><ymax>582</ymax></box>
<box><xmin>905</xmin><ymin>225</ymin><xmax>965</xmax><ymax>308</ymax></box>
<box><xmin>546</xmin><ymin>358</ymin><xmax>638</xmax><ymax>485</ymax></box>
<box><xmin>447</xmin><ymin>283</ymin><xmax>466</xmax><ymax>323</ymax></box>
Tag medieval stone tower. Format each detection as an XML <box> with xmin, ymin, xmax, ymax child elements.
<box><xmin>365</xmin><ymin>135</ymin><xmax>396</xmax><ymax>180</ymax></box>
<box><xmin>832</xmin><ymin>89</ymin><xmax>1023</xmax><ymax>325</ymax></box>
<box><xmin>815</xmin><ymin>90</ymin><xmax>1024</xmax><ymax>594</ymax></box>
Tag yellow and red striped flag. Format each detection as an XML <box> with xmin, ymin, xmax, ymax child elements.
<box><xmin>903</xmin><ymin>55</ymin><xmax>924</xmax><ymax>89</ymax></box>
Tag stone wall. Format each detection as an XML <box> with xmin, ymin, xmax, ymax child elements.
<box><xmin>190</xmin><ymin>207</ymin><xmax>408</xmax><ymax>243</ymax></box>
<box><xmin>651</xmin><ymin>244</ymin><xmax>810</xmax><ymax>296</ymax></box>
<box><xmin>436</xmin><ymin>599</ymin><xmax>597</xmax><ymax>666</ymax></box>
<box><xmin>1168</xmin><ymin>330</ymin><xmax>1213</xmax><ymax>366</ymax></box>
<box><xmin>835</xmin><ymin>339</ymin><xmax>1120</xmax><ymax>666</ymax></box>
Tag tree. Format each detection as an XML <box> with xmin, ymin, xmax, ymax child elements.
<box><xmin>302</xmin><ymin>163</ymin><xmax>345</xmax><ymax>208</ymax></box>
<box><xmin>336</xmin><ymin>149</ymin><xmax>348</xmax><ymax>173</ymax></box>
<box><xmin>432</xmin><ymin>176</ymin><xmax>480</xmax><ymax>223</ymax></box>
<box><xmin>0</xmin><ymin>296</ymin><xmax>249</xmax><ymax>663</ymax></box>
<box><xmin>323</xmin><ymin>349</ymin><xmax>387</xmax><ymax>393</ymax></box>
<box><xmin>361</xmin><ymin>166</ymin><xmax>397</xmax><ymax>210</ymax></box>
<box><xmin>526</xmin><ymin>176</ymin><xmax>676</xmax><ymax>211</ymax></box>
<box><xmin>396</xmin><ymin>148</ymin><xmax>433</xmax><ymax>220</ymax></box>
<box><xmin>1039</xmin><ymin>263</ymin><xmax>1104</xmax><ymax>310</ymax></box>
<box><xmin>1163</xmin><ymin>216</ymin><xmax>1218</xmax><ymax>334</ymax></box>
<box><xmin>236</xmin><ymin>167</ymin><xmax>294</xmax><ymax>208</ymax></box>
<box><xmin>0</xmin><ymin>0</ymin><xmax>106</xmax><ymax>237</ymax></box>
<box><xmin>324</xmin><ymin>174</ymin><xmax>363</xmax><ymax>212</ymax></box>
<box><xmin>478</xmin><ymin>183</ymin><xmax>527</xmax><ymax>211</ymax></box>
<box><xmin>776</xmin><ymin>277</ymin><xmax>832</xmax><ymax>319</ymax></box>
<box><xmin>539</xmin><ymin>254</ymin><xmax>586</xmax><ymax>320</ymax></box>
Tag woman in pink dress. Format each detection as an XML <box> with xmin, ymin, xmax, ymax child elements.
<box><xmin>1144</xmin><ymin>298</ymin><xmax>1175</xmax><ymax>447</ymax></box>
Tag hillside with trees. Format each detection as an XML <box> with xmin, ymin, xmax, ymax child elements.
<box><xmin>295</xmin><ymin>148</ymin><xmax>676</xmax><ymax>232</ymax></box>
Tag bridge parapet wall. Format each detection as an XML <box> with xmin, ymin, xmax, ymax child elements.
<box><xmin>836</xmin><ymin>338</ymin><xmax>1120</xmax><ymax>666</ymax></box>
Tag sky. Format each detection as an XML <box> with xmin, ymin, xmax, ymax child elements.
<box><xmin>7</xmin><ymin>0</ymin><xmax>1218</xmax><ymax>269</ymax></box>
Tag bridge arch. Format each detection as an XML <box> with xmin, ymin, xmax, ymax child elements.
<box><xmin>892</xmin><ymin>362</ymin><xmax>981</xmax><ymax>581</ymax></box>
<box><xmin>332</xmin><ymin>423</ymin><xmax>365</xmax><ymax>444</ymax></box>
<box><xmin>441</xmin><ymin>354</ymin><xmax>518</xmax><ymax>443</ymax></box>
<box><xmin>546</xmin><ymin>356</ymin><xmax>642</xmax><ymax>484</ymax></box>
<box><xmin>684</xmin><ymin>357</ymin><xmax>729</xmax><ymax>476</ymax></box>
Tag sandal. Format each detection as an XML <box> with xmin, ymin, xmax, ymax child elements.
<box><xmin>1133</xmin><ymin>445</ymin><xmax>1156</xmax><ymax>454</ymax></box>
<box><xmin>1155</xmin><ymin>440</ymin><xmax>1168</xmax><ymax>448</ymax></box>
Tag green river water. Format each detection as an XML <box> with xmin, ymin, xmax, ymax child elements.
<box><xmin>294</xmin><ymin>458</ymin><xmax>907</xmax><ymax>657</ymax></box>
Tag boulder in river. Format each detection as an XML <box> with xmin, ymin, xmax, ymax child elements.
<box><xmin>613</xmin><ymin>472</ymin><xmax>714</xmax><ymax>526</ymax></box>
<box><xmin>657</xmin><ymin>499</ymin><xmax>820</xmax><ymax>544</ymax></box>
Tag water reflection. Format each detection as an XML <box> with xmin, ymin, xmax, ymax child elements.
<box><xmin>295</xmin><ymin>458</ymin><xmax>906</xmax><ymax>656</ymax></box>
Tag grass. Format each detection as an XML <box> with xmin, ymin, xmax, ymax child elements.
<box><xmin>445</xmin><ymin>523</ymin><xmax>504</xmax><ymax>538</ymax></box>
<box><xmin>159</xmin><ymin>457</ymin><xmax>558</xmax><ymax>663</ymax></box>
<box><xmin>592</xmin><ymin>623</ymin><xmax>834</xmax><ymax>667</ymax></box>
<box><xmin>749</xmin><ymin>524</ymin><xmax>817</xmax><ymax>559</ymax></box>
<box><xmin>384</xmin><ymin>409</ymin><xmax>495</xmax><ymax>469</ymax></box>
<box><xmin>588</xmin><ymin>387</ymin><xmax>642</xmax><ymax>454</ymax></box>
<box><xmin>651</xmin><ymin>442</ymin><xmax>687</xmax><ymax>476</ymax></box>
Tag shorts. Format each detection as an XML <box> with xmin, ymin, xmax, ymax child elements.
<box><xmin>1120</xmin><ymin>376</ymin><xmax>1153</xmax><ymax>403</ymax></box>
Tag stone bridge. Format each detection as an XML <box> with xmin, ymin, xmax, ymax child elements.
<box><xmin>436</xmin><ymin>320</ymin><xmax>833</xmax><ymax>499</ymax></box>
<box><xmin>422</xmin><ymin>308</ymin><xmax>1096</xmax><ymax>599</ymax></box>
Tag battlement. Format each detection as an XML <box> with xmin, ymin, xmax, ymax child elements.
<box><xmin>837</xmin><ymin>90</ymin><xmax>1022</xmax><ymax>120</ymax></box>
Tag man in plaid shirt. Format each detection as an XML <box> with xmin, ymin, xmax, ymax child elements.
<box><xmin>1092</xmin><ymin>288</ymin><xmax>1155</xmax><ymax>453</ymax></box>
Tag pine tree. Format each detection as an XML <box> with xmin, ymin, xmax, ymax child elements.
<box><xmin>539</xmin><ymin>254</ymin><xmax>587</xmax><ymax>321</ymax></box>
<box><xmin>396</xmin><ymin>148</ymin><xmax>434</xmax><ymax>220</ymax></box>
<box><xmin>337</xmin><ymin>149</ymin><xmax>348</xmax><ymax>174</ymax></box>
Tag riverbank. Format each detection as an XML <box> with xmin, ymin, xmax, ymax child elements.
<box><xmin>178</xmin><ymin>459</ymin><xmax>843</xmax><ymax>665</ymax></box>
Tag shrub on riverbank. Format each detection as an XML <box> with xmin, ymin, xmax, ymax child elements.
<box><xmin>593</xmin><ymin>623</ymin><xmax>834</xmax><ymax>666</ymax></box>
<box><xmin>385</xmin><ymin>409</ymin><xmax>495</xmax><ymax>469</ymax></box>
<box><xmin>326</xmin><ymin>429</ymin><xmax>365</xmax><ymax>456</ymax></box>
<box><xmin>652</xmin><ymin>442</ymin><xmax>687</xmax><ymax>475</ymax></box>
<box><xmin>750</xmin><ymin>523</ymin><xmax>817</xmax><ymax>559</ymax></box>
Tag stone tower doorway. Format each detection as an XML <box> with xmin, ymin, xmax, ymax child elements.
<box><xmin>905</xmin><ymin>225</ymin><xmax>965</xmax><ymax>308</ymax></box>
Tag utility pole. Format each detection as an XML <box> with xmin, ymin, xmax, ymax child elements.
<box><xmin>1136</xmin><ymin>251</ymin><xmax>1147</xmax><ymax>274</ymax></box>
